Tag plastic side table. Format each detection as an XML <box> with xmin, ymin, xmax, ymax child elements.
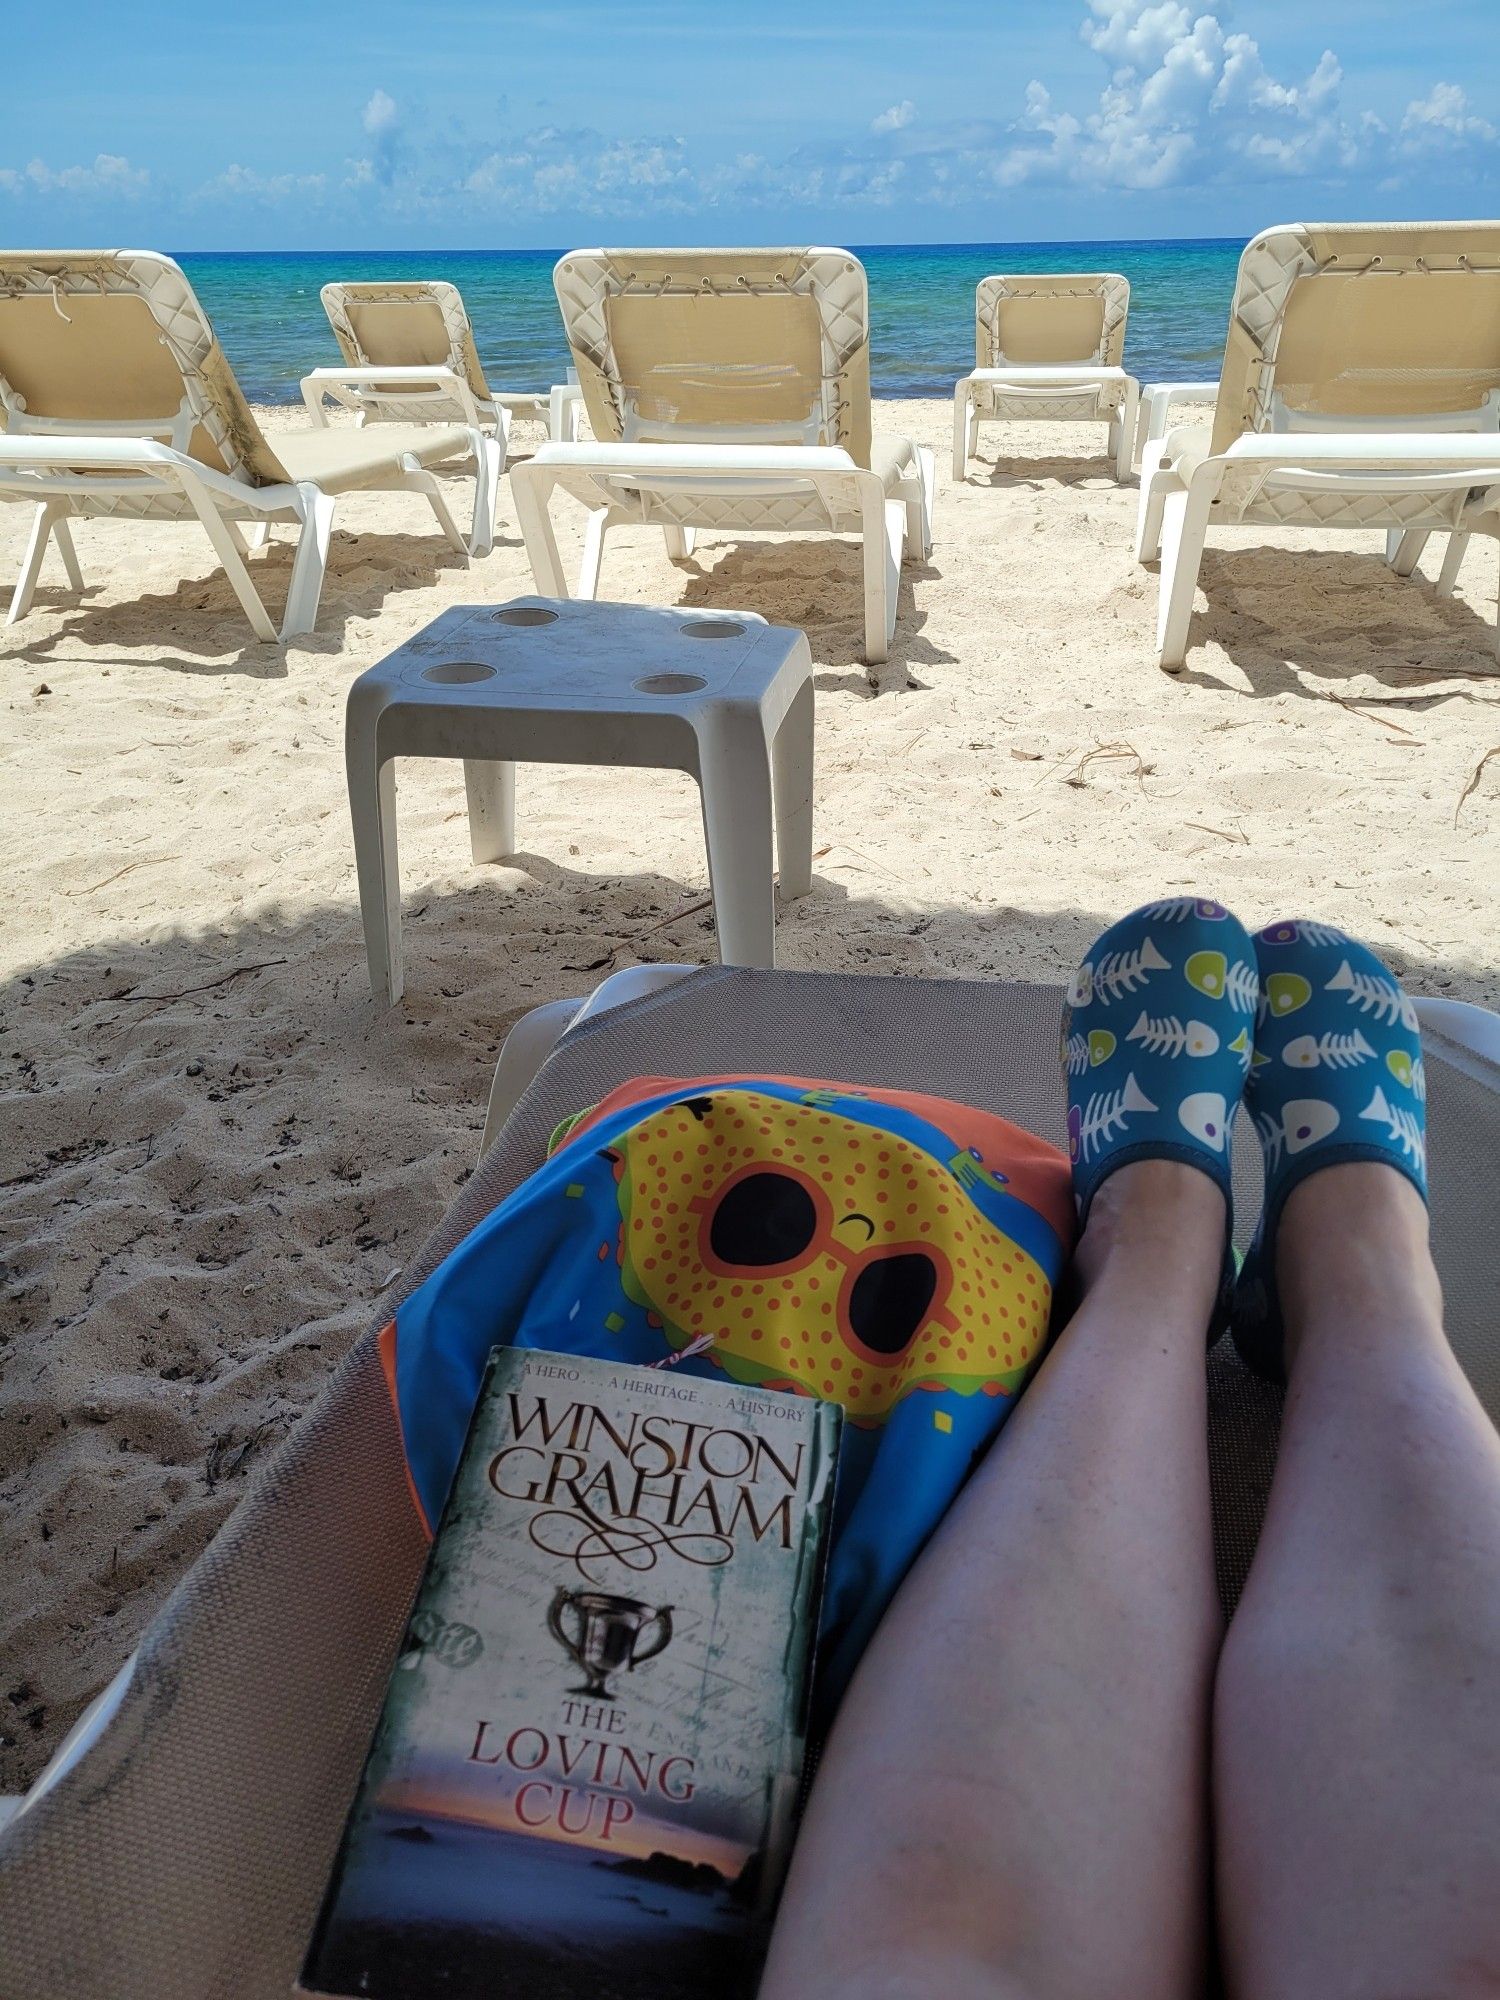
<box><xmin>345</xmin><ymin>597</ymin><xmax>815</xmax><ymax>1003</ymax></box>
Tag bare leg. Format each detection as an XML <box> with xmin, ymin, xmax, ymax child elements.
<box><xmin>762</xmin><ymin>1161</ymin><xmax>1224</xmax><ymax>2000</ymax></box>
<box><xmin>1216</xmin><ymin>1165</ymin><xmax>1500</xmax><ymax>1999</ymax></box>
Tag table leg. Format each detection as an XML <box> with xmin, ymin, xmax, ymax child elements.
<box><xmin>771</xmin><ymin>680</ymin><xmax>814</xmax><ymax>901</ymax></box>
<box><xmin>346</xmin><ymin>748</ymin><xmax>404</xmax><ymax>1005</ymax></box>
<box><xmin>465</xmin><ymin>759</ymin><xmax>517</xmax><ymax>863</ymax></box>
<box><xmin>694</xmin><ymin>712</ymin><xmax>777</xmax><ymax>969</ymax></box>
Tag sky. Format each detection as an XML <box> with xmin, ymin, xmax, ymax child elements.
<box><xmin>4</xmin><ymin>0</ymin><xmax>1498</xmax><ymax>249</ymax></box>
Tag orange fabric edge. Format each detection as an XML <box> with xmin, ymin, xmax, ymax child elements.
<box><xmin>378</xmin><ymin>1317</ymin><xmax>434</xmax><ymax>1541</ymax></box>
<box><xmin>552</xmin><ymin>1072</ymin><xmax>1075</xmax><ymax>1249</ymax></box>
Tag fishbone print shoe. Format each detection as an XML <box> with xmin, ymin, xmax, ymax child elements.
<box><xmin>1232</xmin><ymin>920</ymin><xmax>1429</xmax><ymax>1380</ymax></box>
<box><xmin>1061</xmin><ymin>899</ymin><xmax>1257</xmax><ymax>1248</ymax></box>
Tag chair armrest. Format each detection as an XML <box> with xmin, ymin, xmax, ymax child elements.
<box><xmin>298</xmin><ymin>366</ymin><xmax>479</xmax><ymax>428</ymax></box>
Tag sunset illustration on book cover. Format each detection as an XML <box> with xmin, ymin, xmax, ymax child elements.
<box><xmin>301</xmin><ymin>1347</ymin><xmax>841</xmax><ymax>2000</ymax></box>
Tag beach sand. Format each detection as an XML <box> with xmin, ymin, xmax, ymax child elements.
<box><xmin>3</xmin><ymin>397</ymin><xmax>1497</xmax><ymax>1788</ymax></box>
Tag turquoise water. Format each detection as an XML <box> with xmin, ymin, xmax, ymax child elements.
<box><xmin>176</xmin><ymin>240</ymin><xmax>1241</xmax><ymax>406</ymax></box>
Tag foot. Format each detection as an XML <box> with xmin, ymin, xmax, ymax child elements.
<box><xmin>1232</xmin><ymin>921</ymin><xmax>1429</xmax><ymax>1381</ymax></box>
<box><xmin>1061</xmin><ymin>898</ymin><xmax>1257</xmax><ymax>1330</ymax></box>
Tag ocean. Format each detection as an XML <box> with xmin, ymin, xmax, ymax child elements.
<box><xmin>176</xmin><ymin>239</ymin><xmax>1240</xmax><ymax>406</ymax></box>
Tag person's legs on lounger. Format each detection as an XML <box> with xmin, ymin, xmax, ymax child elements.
<box><xmin>1214</xmin><ymin>925</ymin><xmax>1500</xmax><ymax>1999</ymax></box>
<box><xmin>763</xmin><ymin>901</ymin><xmax>1257</xmax><ymax>2000</ymax></box>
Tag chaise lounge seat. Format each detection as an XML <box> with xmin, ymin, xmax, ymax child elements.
<box><xmin>0</xmin><ymin>251</ymin><xmax>503</xmax><ymax>642</ymax></box>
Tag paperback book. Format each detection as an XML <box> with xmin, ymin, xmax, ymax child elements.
<box><xmin>300</xmin><ymin>1345</ymin><xmax>841</xmax><ymax>1999</ymax></box>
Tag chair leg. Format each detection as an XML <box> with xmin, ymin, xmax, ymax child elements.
<box><xmin>693</xmin><ymin>709</ymin><xmax>778</xmax><ymax>969</ymax></box>
<box><xmin>952</xmin><ymin>382</ymin><xmax>971</xmax><ymax>482</ymax></box>
<box><xmin>52</xmin><ymin>517</ymin><xmax>85</xmax><ymax>592</ymax></box>
<box><xmin>177</xmin><ymin>482</ymin><xmax>280</xmax><ymax>643</ymax></box>
<box><xmin>406</xmin><ymin>465</ymin><xmax>467</xmax><ymax>556</ymax></box>
<box><xmin>859</xmin><ymin>486</ymin><xmax>903</xmax><ymax>664</ymax></box>
<box><xmin>464</xmin><ymin>759</ymin><xmax>517</xmax><ymax>863</ymax></box>
<box><xmin>510</xmin><ymin>470</ymin><xmax>569</xmax><ymax>597</ymax></box>
<box><xmin>771</xmin><ymin>677</ymin><xmax>815</xmax><ymax>902</ymax></box>
<box><xmin>663</xmin><ymin>525</ymin><xmax>695</xmax><ymax>562</ymax></box>
<box><xmin>468</xmin><ymin>435</ymin><xmax>502</xmax><ymax>557</ymax></box>
<box><xmin>577</xmin><ymin>507</ymin><xmax>610</xmax><ymax>598</ymax></box>
<box><xmin>1115</xmin><ymin>381</ymin><xmax>1139</xmax><ymax>483</ymax></box>
<box><xmin>1436</xmin><ymin>533</ymin><xmax>1470</xmax><ymax>598</ymax></box>
<box><xmin>1135</xmin><ymin>451</ymin><xmax>1172</xmax><ymax>563</ymax></box>
<box><xmin>905</xmin><ymin>448</ymin><xmax>934</xmax><ymax>562</ymax></box>
<box><xmin>280</xmin><ymin>484</ymin><xmax>337</xmax><ymax>640</ymax></box>
<box><xmin>1389</xmin><ymin>529</ymin><xmax>1429</xmax><ymax>579</ymax></box>
<box><xmin>1156</xmin><ymin>482</ymin><xmax>1213</xmax><ymax>672</ymax></box>
<box><xmin>7</xmin><ymin>504</ymin><xmax>57</xmax><ymax>622</ymax></box>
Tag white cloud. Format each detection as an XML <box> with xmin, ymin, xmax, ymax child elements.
<box><xmin>1400</xmin><ymin>82</ymin><xmax>1497</xmax><ymax>149</ymax></box>
<box><xmin>997</xmin><ymin>1</ymin><xmax>1367</xmax><ymax>190</ymax></box>
<box><xmin>871</xmin><ymin>100</ymin><xmax>915</xmax><ymax>134</ymax></box>
<box><xmin>0</xmin><ymin>153</ymin><xmax>148</xmax><ymax>196</ymax></box>
<box><xmin>197</xmin><ymin>163</ymin><xmax>327</xmax><ymax>203</ymax></box>
<box><xmin>363</xmin><ymin>89</ymin><xmax>399</xmax><ymax>137</ymax></box>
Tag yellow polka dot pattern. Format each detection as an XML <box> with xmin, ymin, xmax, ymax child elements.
<box><xmin>610</xmin><ymin>1091</ymin><xmax>1053</xmax><ymax>1426</ymax></box>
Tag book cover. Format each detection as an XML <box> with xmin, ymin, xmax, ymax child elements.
<box><xmin>301</xmin><ymin>1346</ymin><xmax>841</xmax><ymax>2000</ymax></box>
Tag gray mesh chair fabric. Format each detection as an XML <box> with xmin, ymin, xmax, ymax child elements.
<box><xmin>0</xmin><ymin>967</ymin><xmax>1493</xmax><ymax>2000</ymax></box>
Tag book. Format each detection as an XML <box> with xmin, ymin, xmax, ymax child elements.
<box><xmin>300</xmin><ymin>1345</ymin><xmax>841</xmax><ymax>2000</ymax></box>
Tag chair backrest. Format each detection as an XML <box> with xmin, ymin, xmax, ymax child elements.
<box><xmin>553</xmin><ymin>247</ymin><xmax>873</xmax><ymax>467</ymax></box>
<box><xmin>320</xmin><ymin>279</ymin><xmax>494</xmax><ymax>413</ymax></box>
<box><xmin>0</xmin><ymin>250</ymin><xmax>289</xmax><ymax>485</ymax></box>
<box><xmin>1211</xmin><ymin>220</ymin><xmax>1500</xmax><ymax>453</ymax></box>
<box><xmin>975</xmin><ymin>273</ymin><xmax>1129</xmax><ymax>370</ymax></box>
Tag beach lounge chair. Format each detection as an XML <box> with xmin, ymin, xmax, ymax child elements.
<box><xmin>0</xmin><ymin>252</ymin><xmax>503</xmax><ymax>643</ymax></box>
<box><xmin>304</xmin><ymin>279</ymin><xmax>582</xmax><ymax>445</ymax></box>
<box><xmin>952</xmin><ymin>273</ymin><xmax>1138</xmax><ymax>483</ymax></box>
<box><xmin>1135</xmin><ymin>222</ymin><xmax>1500</xmax><ymax>670</ymax></box>
<box><xmin>509</xmin><ymin>248</ymin><xmax>935</xmax><ymax>664</ymax></box>
<box><xmin>0</xmin><ymin>958</ymin><xmax>1495</xmax><ymax>2000</ymax></box>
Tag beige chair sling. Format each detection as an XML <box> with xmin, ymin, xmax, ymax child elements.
<box><xmin>1135</xmin><ymin>221</ymin><xmax>1500</xmax><ymax>668</ymax></box>
<box><xmin>0</xmin><ymin>252</ymin><xmax>502</xmax><ymax>642</ymax></box>
<box><xmin>953</xmin><ymin>272</ymin><xmax>1138</xmax><ymax>481</ymax></box>
<box><xmin>510</xmin><ymin>248</ymin><xmax>935</xmax><ymax>664</ymax></box>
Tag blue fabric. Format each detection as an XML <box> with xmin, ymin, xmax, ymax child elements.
<box><xmin>387</xmin><ymin>1077</ymin><xmax>1071</xmax><ymax>1713</ymax></box>
<box><xmin>1233</xmin><ymin>922</ymin><xmax>1429</xmax><ymax>1378</ymax></box>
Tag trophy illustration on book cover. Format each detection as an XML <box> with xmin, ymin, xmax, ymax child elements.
<box><xmin>301</xmin><ymin>1347</ymin><xmax>841</xmax><ymax>2000</ymax></box>
<box><xmin>547</xmin><ymin>1588</ymin><xmax>673</xmax><ymax>1700</ymax></box>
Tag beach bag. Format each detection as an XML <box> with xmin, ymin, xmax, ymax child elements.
<box><xmin>380</xmin><ymin>1074</ymin><xmax>1073</xmax><ymax>1706</ymax></box>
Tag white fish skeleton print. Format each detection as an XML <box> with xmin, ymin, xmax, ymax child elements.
<box><xmin>1281</xmin><ymin>1029</ymin><xmax>1376</xmax><ymax>1071</ymax></box>
<box><xmin>1326</xmin><ymin>960</ymin><xmax>1420</xmax><ymax>1031</ymax></box>
<box><xmin>1068</xmin><ymin>1073</ymin><xmax>1159</xmax><ymax>1164</ymax></box>
<box><xmin>1360</xmin><ymin>1084</ymin><xmax>1428</xmax><ymax>1172</ymax></box>
<box><xmin>1128</xmin><ymin>1011</ymin><xmax>1220</xmax><ymax>1058</ymax></box>
<box><xmin>1090</xmin><ymin>937</ymin><xmax>1170</xmax><ymax>1004</ymax></box>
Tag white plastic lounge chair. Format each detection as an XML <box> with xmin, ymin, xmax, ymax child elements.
<box><xmin>0</xmin><ymin>252</ymin><xmax>502</xmax><ymax>643</ymax></box>
<box><xmin>510</xmin><ymin>248</ymin><xmax>935</xmax><ymax>664</ymax></box>
<box><xmin>952</xmin><ymin>273</ymin><xmax>1138</xmax><ymax>483</ymax></box>
<box><xmin>304</xmin><ymin>279</ymin><xmax>582</xmax><ymax>445</ymax></box>
<box><xmin>1135</xmin><ymin>222</ymin><xmax>1500</xmax><ymax>670</ymax></box>
<box><xmin>0</xmin><ymin>961</ymin><xmax>1496</xmax><ymax>2000</ymax></box>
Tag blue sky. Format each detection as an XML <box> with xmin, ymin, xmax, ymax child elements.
<box><xmin>5</xmin><ymin>0</ymin><xmax>1498</xmax><ymax>248</ymax></box>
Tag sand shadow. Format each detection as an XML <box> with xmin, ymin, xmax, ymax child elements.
<box><xmin>1</xmin><ymin>522</ymin><xmax>516</xmax><ymax>678</ymax></box>
<box><xmin>969</xmin><ymin>450</ymin><xmax>1127</xmax><ymax>491</ymax></box>
<box><xmin>1161</xmin><ymin>545</ymin><xmax>1500</xmax><ymax>698</ymax></box>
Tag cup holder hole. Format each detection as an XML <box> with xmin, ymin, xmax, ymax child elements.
<box><xmin>634</xmin><ymin>672</ymin><xmax>707</xmax><ymax>696</ymax></box>
<box><xmin>422</xmin><ymin>660</ymin><xmax>497</xmax><ymax>684</ymax></box>
<box><xmin>680</xmin><ymin>619</ymin><xmax>745</xmax><ymax>639</ymax></box>
<box><xmin>490</xmin><ymin>605</ymin><xmax>559</xmax><ymax>626</ymax></box>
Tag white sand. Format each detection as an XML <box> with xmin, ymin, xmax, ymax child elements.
<box><xmin>2</xmin><ymin>398</ymin><xmax>1497</xmax><ymax>1786</ymax></box>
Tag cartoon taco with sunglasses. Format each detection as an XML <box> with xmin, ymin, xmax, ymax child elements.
<box><xmin>603</xmin><ymin>1088</ymin><xmax>1054</xmax><ymax>1427</ymax></box>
